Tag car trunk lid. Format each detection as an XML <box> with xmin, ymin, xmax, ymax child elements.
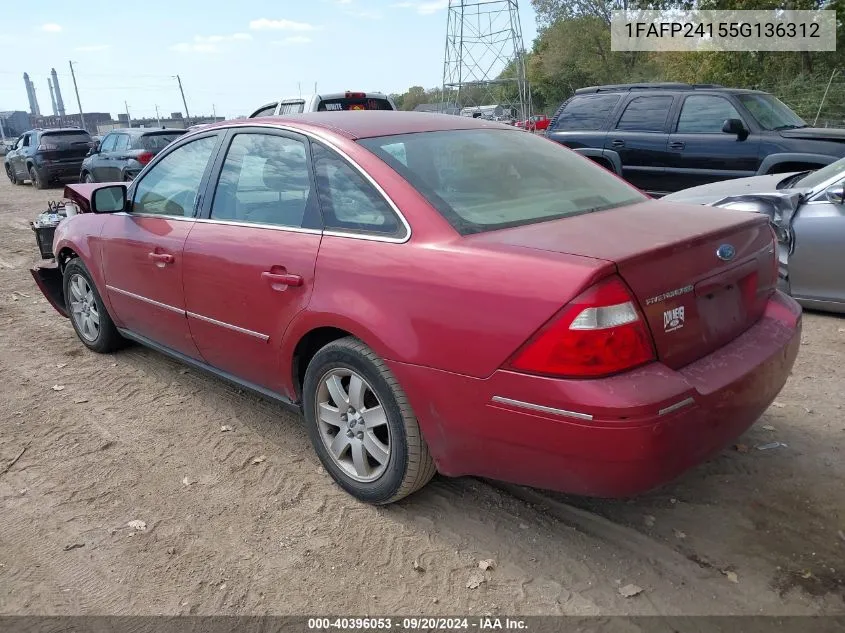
<box><xmin>467</xmin><ymin>200</ymin><xmax>778</xmax><ymax>369</ymax></box>
<box><xmin>39</xmin><ymin>131</ymin><xmax>92</xmax><ymax>161</ymax></box>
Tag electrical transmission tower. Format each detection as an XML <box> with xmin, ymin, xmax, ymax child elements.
<box><xmin>441</xmin><ymin>0</ymin><xmax>530</xmax><ymax>121</ymax></box>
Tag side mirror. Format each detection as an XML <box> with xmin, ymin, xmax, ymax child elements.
<box><xmin>722</xmin><ymin>118</ymin><xmax>748</xmax><ymax>139</ymax></box>
<box><xmin>91</xmin><ymin>185</ymin><xmax>127</xmax><ymax>213</ymax></box>
<box><xmin>824</xmin><ymin>183</ymin><xmax>845</xmax><ymax>205</ymax></box>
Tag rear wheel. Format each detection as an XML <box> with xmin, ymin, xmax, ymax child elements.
<box><xmin>82</xmin><ymin>172</ymin><xmax>94</xmax><ymax>184</ymax></box>
<box><xmin>302</xmin><ymin>337</ymin><xmax>436</xmax><ymax>504</ymax></box>
<box><xmin>63</xmin><ymin>259</ymin><xmax>125</xmax><ymax>353</ymax></box>
<box><xmin>29</xmin><ymin>166</ymin><xmax>46</xmax><ymax>190</ymax></box>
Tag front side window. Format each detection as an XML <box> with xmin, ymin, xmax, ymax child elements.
<box><xmin>210</xmin><ymin>133</ymin><xmax>313</xmax><ymax>228</ymax></box>
<box><xmin>251</xmin><ymin>104</ymin><xmax>278</xmax><ymax>118</ymax></box>
<box><xmin>677</xmin><ymin>96</ymin><xmax>743</xmax><ymax>134</ymax></box>
<box><xmin>359</xmin><ymin>128</ymin><xmax>646</xmax><ymax>236</ymax></box>
<box><xmin>737</xmin><ymin>93</ymin><xmax>806</xmax><ymax>130</ymax></box>
<box><xmin>615</xmin><ymin>96</ymin><xmax>674</xmax><ymax>132</ymax></box>
<box><xmin>113</xmin><ymin>134</ymin><xmax>130</xmax><ymax>151</ymax></box>
<box><xmin>553</xmin><ymin>95</ymin><xmax>620</xmax><ymax>131</ymax></box>
<box><xmin>312</xmin><ymin>143</ymin><xmax>404</xmax><ymax>237</ymax></box>
<box><xmin>100</xmin><ymin>134</ymin><xmax>118</xmax><ymax>152</ymax></box>
<box><xmin>131</xmin><ymin>135</ymin><xmax>218</xmax><ymax>217</ymax></box>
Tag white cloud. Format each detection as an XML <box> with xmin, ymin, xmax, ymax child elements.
<box><xmin>194</xmin><ymin>33</ymin><xmax>252</xmax><ymax>43</ymax></box>
<box><xmin>346</xmin><ymin>8</ymin><xmax>382</xmax><ymax>19</ymax></box>
<box><xmin>75</xmin><ymin>44</ymin><xmax>110</xmax><ymax>52</ymax></box>
<box><xmin>272</xmin><ymin>36</ymin><xmax>312</xmax><ymax>46</ymax></box>
<box><xmin>40</xmin><ymin>23</ymin><xmax>62</xmax><ymax>33</ymax></box>
<box><xmin>171</xmin><ymin>42</ymin><xmax>218</xmax><ymax>53</ymax></box>
<box><xmin>391</xmin><ymin>0</ymin><xmax>447</xmax><ymax>14</ymax></box>
<box><xmin>249</xmin><ymin>18</ymin><xmax>316</xmax><ymax>31</ymax></box>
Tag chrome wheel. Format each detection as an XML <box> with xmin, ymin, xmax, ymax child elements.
<box><xmin>315</xmin><ymin>368</ymin><xmax>391</xmax><ymax>482</ymax></box>
<box><xmin>68</xmin><ymin>273</ymin><xmax>100</xmax><ymax>342</ymax></box>
<box><xmin>84</xmin><ymin>173</ymin><xmax>94</xmax><ymax>183</ymax></box>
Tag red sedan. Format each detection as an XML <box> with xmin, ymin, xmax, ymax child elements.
<box><xmin>31</xmin><ymin>112</ymin><xmax>801</xmax><ymax>505</ymax></box>
<box><xmin>516</xmin><ymin>114</ymin><xmax>550</xmax><ymax>132</ymax></box>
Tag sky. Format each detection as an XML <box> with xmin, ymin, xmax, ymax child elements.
<box><xmin>0</xmin><ymin>0</ymin><xmax>538</xmax><ymax>120</ymax></box>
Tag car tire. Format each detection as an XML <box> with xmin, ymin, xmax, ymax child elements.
<box><xmin>29</xmin><ymin>166</ymin><xmax>46</xmax><ymax>190</ymax></box>
<box><xmin>63</xmin><ymin>258</ymin><xmax>125</xmax><ymax>354</ymax></box>
<box><xmin>82</xmin><ymin>172</ymin><xmax>94</xmax><ymax>184</ymax></box>
<box><xmin>6</xmin><ymin>165</ymin><xmax>19</xmax><ymax>185</ymax></box>
<box><xmin>302</xmin><ymin>337</ymin><xmax>436</xmax><ymax>504</ymax></box>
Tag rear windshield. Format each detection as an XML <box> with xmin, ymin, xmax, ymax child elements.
<box><xmin>140</xmin><ymin>132</ymin><xmax>185</xmax><ymax>150</ymax></box>
<box><xmin>359</xmin><ymin>129</ymin><xmax>646</xmax><ymax>235</ymax></box>
<box><xmin>41</xmin><ymin>131</ymin><xmax>91</xmax><ymax>145</ymax></box>
<box><xmin>317</xmin><ymin>97</ymin><xmax>394</xmax><ymax>112</ymax></box>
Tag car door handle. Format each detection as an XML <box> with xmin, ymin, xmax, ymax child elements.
<box><xmin>610</xmin><ymin>139</ymin><xmax>625</xmax><ymax>148</ymax></box>
<box><xmin>261</xmin><ymin>271</ymin><xmax>303</xmax><ymax>288</ymax></box>
<box><xmin>669</xmin><ymin>141</ymin><xmax>686</xmax><ymax>150</ymax></box>
<box><xmin>148</xmin><ymin>252</ymin><xmax>174</xmax><ymax>264</ymax></box>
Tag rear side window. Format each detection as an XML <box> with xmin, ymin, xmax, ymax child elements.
<box><xmin>140</xmin><ymin>133</ymin><xmax>185</xmax><ymax>150</ymax></box>
<box><xmin>312</xmin><ymin>143</ymin><xmax>404</xmax><ymax>237</ymax></box>
<box><xmin>278</xmin><ymin>101</ymin><xmax>306</xmax><ymax>115</ymax></box>
<box><xmin>40</xmin><ymin>131</ymin><xmax>92</xmax><ymax>145</ymax></box>
<box><xmin>676</xmin><ymin>95</ymin><xmax>743</xmax><ymax>134</ymax></box>
<box><xmin>317</xmin><ymin>97</ymin><xmax>394</xmax><ymax>112</ymax></box>
<box><xmin>552</xmin><ymin>95</ymin><xmax>620</xmax><ymax>131</ymax></box>
<box><xmin>615</xmin><ymin>96</ymin><xmax>674</xmax><ymax>132</ymax></box>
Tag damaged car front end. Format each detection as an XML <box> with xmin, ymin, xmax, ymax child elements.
<box><xmin>708</xmin><ymin>190</ymin><xmax>801</xmax><ymax>294</ymax></box>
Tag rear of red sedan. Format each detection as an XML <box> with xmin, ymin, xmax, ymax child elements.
<box><xmin>354</xmin><ymin>122</ymin><xmax>801</xmax><ymax>498</ymax></box>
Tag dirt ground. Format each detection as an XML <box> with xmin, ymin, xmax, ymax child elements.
<box><xmin>0</xmin><ymin>175</ymin><xmax>843</xmax><ymax>617</ymax></box>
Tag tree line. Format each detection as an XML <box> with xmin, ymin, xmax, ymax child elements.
<box><xmin>392</xmin><ymin>0</ymin><xmax>845</xmax><ymax>122</ymax></box>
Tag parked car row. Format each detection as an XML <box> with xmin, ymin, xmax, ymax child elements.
<box><xmin>29</xmin><ymin>110</ymin><xmax>802</xmax><ymax>506</ymax></box>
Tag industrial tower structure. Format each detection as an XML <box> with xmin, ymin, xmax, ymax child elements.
<box><xmin>23</xmin><ymin>73</ymin><xmax>41</xmax><ymax>116</ymax></box>
<box><xmin>441</xmin><ymin>0</ymin><xmax>530</xmax><ymax>121</ymax></box>
<box><xmin>51</xmin><ymin>68</ymin><xmax>66</xmax><ymax>117</ymax></box>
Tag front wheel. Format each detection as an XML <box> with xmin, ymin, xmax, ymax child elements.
<box><xmin>302</xmin><ymin>337</ymin><xmax>436</xmax><ymax>504</ymax></box>
<box><xmin>63</xmin><ymin>259</ymin><xmax>125</xmax><ymax>353</ymax></box>
<box><xmin>82</xmin><ymin>172</ymin><xmax>95</xmax><ymax>184</ymax></box>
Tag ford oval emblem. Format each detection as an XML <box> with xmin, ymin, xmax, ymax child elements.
<box><xmin>716</xmin><ymin>244</ymin><xmax>736</xmax><ymax>261</ymax></box>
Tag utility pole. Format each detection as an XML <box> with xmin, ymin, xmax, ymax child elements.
<box><xmin>124</xmin><ymin>101</ymin><xmax>131</xmax><ymax>127</ymax></box>
<box><xmin>212</xmin><ymin>103</ymin><xmax>216</xmax><ymax>120</ymax></box>
<box><xmin>155</xmin><ymin>104</ymin><xmax>162</xmax><ymax>127</ymax></box>
<box><xmin>68</xmin><ymin>60</ymin><xmax>86</xmax><ymax>131</ymax></box>
<box><xmin>0</xmin><ymin>115</ymin><xmax>6</xmax><ymax>143</ymax></box>
<box><xmin>175</xmin><ymin>75</ymin><xmax>191</xmax><ymax>126</ymax></box>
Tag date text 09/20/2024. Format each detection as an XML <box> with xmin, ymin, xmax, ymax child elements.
<box><xmin>307</xmin><ymin>617</ymin><xmax>528</xmax><ymax>630</ymax></box>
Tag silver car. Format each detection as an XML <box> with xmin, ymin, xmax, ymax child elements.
<box><xmin>664</xmin><ymin>158</ymin><xmax>845</xmax><ymax>314</ymax></box>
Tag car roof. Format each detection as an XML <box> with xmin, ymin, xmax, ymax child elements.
<box><xmin>574</xmin><ymin>82</ymin><xmax>769</xmax><ymax>96</ymax></box>
<box><xmin>105</xmin><ymin>127</ymin><xmax>186</xmax><ymax>136</ymax></box>
<box><xmin>203</xmin><ymin>111</ymin><xmax>513</xmax><ymax>140</ymax></box>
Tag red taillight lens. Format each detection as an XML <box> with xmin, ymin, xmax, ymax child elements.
<box><xmin>345</xmin><ymin>91</ymin><xmax>366</xmax><ymax>98</ymax></box>
<box><xmin>509</xmin><ymin>276</ymin><xmax>656</xmax><ymax>378</ymax></box>
<box><xmin>137</xmin><ymin>151</ymin><xmax>154</xmax><ymax>165</ymax></box>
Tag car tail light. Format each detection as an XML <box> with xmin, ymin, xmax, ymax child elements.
<box><xmin>37</xmin><ymin>143</ymin><xmax>58</xmax><ymax>151</ymax></box>
<box><xmin>345</xmin><ymin>91</ymin><xmax>366</xmax><ymax>98</ymax></box>
<box><xmin>137</xmin><ymin>151</ymin><xmax>154</xmax><ymax>165</ymax></box>
<box><xmin>509</xmin><ymin>275</ymin><xmax>656</xmax><ymax>378</ymax></box>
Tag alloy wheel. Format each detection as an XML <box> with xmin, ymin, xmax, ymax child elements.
<box><xmin>68</xmin><ymin>274</ymin><xmax>100</xmax><ymax>342</ymax></box>
<box><xmin>315</xmin><ymin>368</ymin><xmax>391</xmax><ymax>482</ymax></box>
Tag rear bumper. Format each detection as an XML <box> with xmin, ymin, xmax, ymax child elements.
<box><xmin>34</xmin><ymin>159</ymin><xmax>85</xmax><ymax>181</ymax></box>
<box><xmin>30</xmin><ymin>260</ymin><xmax>68</xmax><ymax>318</ymax></box>
<box><xmin>389</xmin><ymin>290</ymin><xmax>802</xmax><ymax>497</ymax></box>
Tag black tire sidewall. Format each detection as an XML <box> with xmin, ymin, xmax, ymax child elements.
<box><xmin>63</xmin><ymin>259</ymin><xmax>114</xmax><ymax>353</ymax></box>
<box><xmin>303</xmin><ymin>344</ymin><xmax>410</xmax><ymax>504</ymax></box>
<box><xmin>29</xmin><ymin>167</ymin><xmax>42</xmax><ymax>189</ymax></box>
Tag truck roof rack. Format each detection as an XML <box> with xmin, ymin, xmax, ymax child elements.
<box><xmin>575</xmin><ymin>82</ymin><xmax>725</xmax><ymax>94</ymax></box>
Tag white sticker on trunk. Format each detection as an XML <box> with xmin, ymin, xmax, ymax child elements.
<box><xmin>663</xmin><ymin>306</ymin><xmax>685</xmax><ymax>333</ymax></box>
